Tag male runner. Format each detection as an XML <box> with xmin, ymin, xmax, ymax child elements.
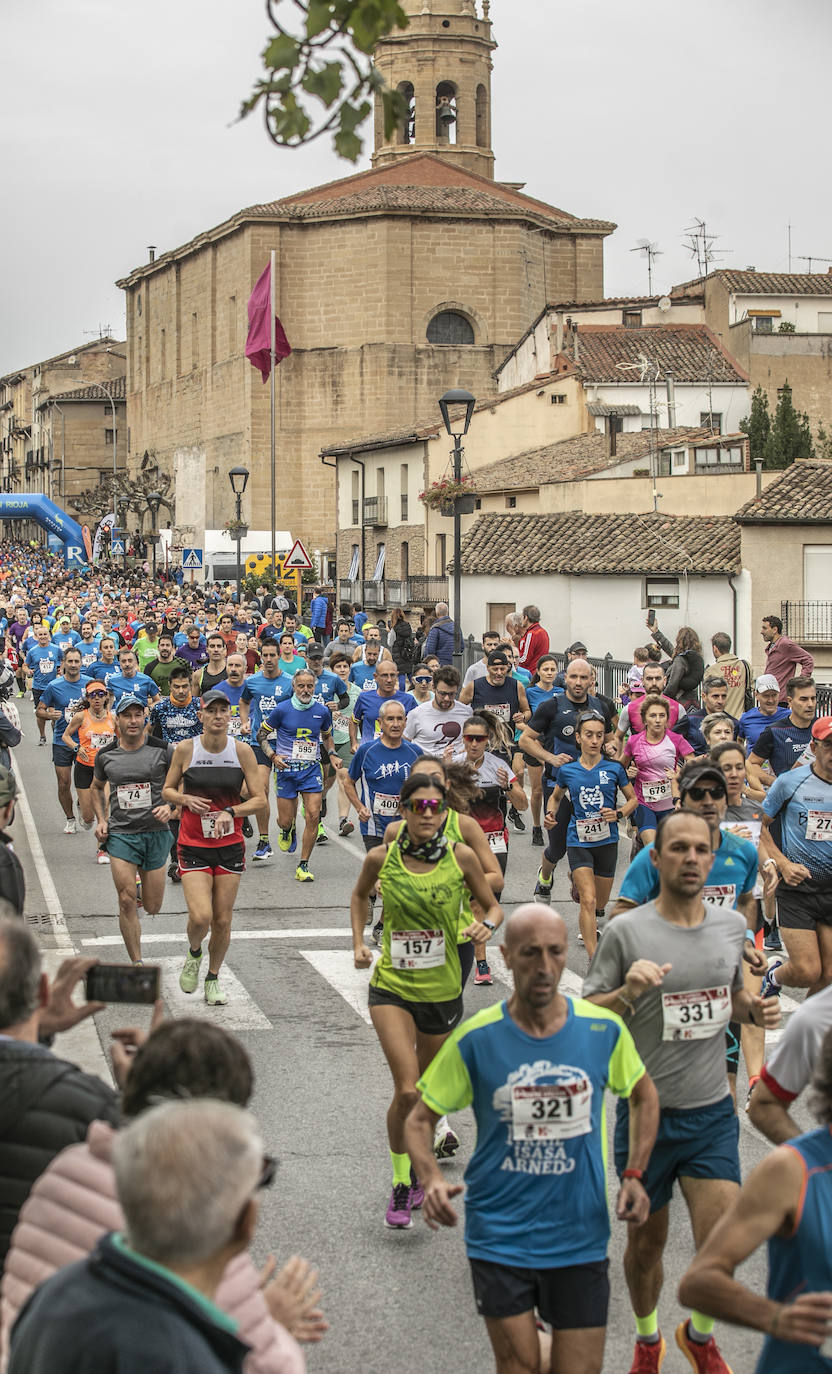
<box><xmin>323</xmin><ymin>618</ymin><xmax>362</xmax><ymax>664</ymax></box>
<box><xmin>36</xmin><ymin>647</ymin><xmax>93</xmax><ymax>832</ymax></box>
<box><xmin>404</xmin><ymin>666</ymin><xmax>471</xmax><ymax>755</ymax></box>
<box><xmin>238</xmin><ymin>638</ymin><xmax>293</xmax><ymax>860</ymax></box>
<box><xmin>759</xmin><ymin>715</ymin><xmax>832</xmax><ymax>998</ymax></box>
<box><xmin>76</xmin><ymin>621</ymin><xmax>101</xmax><ymax>673</ymax></box>
<box><xmin>215</xmin><ymin>653</ymin><xmax>247</xmax><ymax>737</ymax></box>
<box><xmin>105</xmin><ymin>645</ymin><xmax>161</xmax><ymax>708</ymax></box>
<box><xmin>349</xmin><ymin>638</ymin><xmax>384</xmax><ymax>690</ymax></box>
<box><xmin>133</xmin><ymin>620</ymin><xmax>160</xmax><ymax>671</ymax></box>
<box><xmin>24</xmin><ymin>624</ymin><xmax>59</xmax><ymax>744</ymax></box>
<box><xmin>91</xmin><ymin>696</ymin><xmax>173</xmax><ymax>964</ymax></box>
<box><xmin>87</xmin><ymin>634</ymin><xmax>121</xmax><ymax>689</ymax></box>
<box><xmin>461</xmin><ymin>630</ymin><xmax>501</xmax><ymax>688</ymax></box>
<box><xmin>747</xmin><ymin>675</ymin><xmax>817</xmax><ymax>792</ymax></box>
<box><xmin>406</xmin><ymin>903</ymin><xmax>658</xmax><ymax>1374</ymax></box>
<box><xmin>737</xmin><ymin>674</ymin><xmax>789</xmax><ymax>752</ymax></box>
<box><xmin>306</xmin><ymin>643</ymin><xmax>349</xmax><ymax>837</ymax></box>
<box><xmin>163</xmin><ymin>690</ymin><xmax>263</xmax><ymax>1006</ymax></box>
<box><xmin>193</xmin><ymin>632</ymin><xmax>228</xmax><ymax>694</ymax></box>
<box><xmin>351</xmin><ymin>660</ymin><xmax>416</xmax><ymax>747</ymax></box>
<box><xmin>258</xmin><ymin>668</ymin><xmax>342</xmax><ymax>881</ymax></box>
<box><xmin>148</xmin><ymin>664</ymin><xmax>202</xmax><ymax>745</ymax></box>
<box><xmin>584</xmin><ymin>810</ymin><xmax>780</xmax><ymax>1373</ymax></box>
<box><xmin>143</xmin><ymin>631</ymin><xmax>182</xmax><ymax>698</ymax></box>
<box><xmin>277</xmin><ymin>630</ymin><xmax>306</xmax><ymax>677</ymax></box>
<box><xmin>459</xmin><ymin>648</ymin><xmax>530</xmax><ymax>729</ymax></box>
<box><xmin>613</xmin><ymin>663</ymin><xmax>687</xmax><ymax>756</ymax></box>
<box><xmin>344</xmin><ymin>696</ymin><xmax>422</xmax><ymax>857</ymax></box>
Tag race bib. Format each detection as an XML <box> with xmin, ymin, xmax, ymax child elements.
<box><xmin>89</xmin><ymin>731</ymin><xmax>114</xmax><ymax>750</ymax></box>
<box><xmin>291</xmin><ymin>739</ymin><xmax>317</xmax><ymax>763</ymax></box>
<box><xmin>389</xmin><ymin>929</ymin><xmax>445</xmax><ymax>968</ymax></box>
<box><xmin>486</xmin><ymin>702</ymin><xmax>511</xmax><ymax>721</ymax></box>
<box><xmin>64</xmin><ymin>700</ymin><xmax>83</xmax><ymax>721</ymax></box>
<box><xmin>703</xmin><ymin>884</ymin><xmax>737</xmax><ymax>907</ymax></box>
<box><xmin>117</xmin><ymin>781</ymin><xmax>151</xmax><ymax>812</ymax></box>
<box><xmin>806</xmin><ymin>810</ymin><xmax>832</xmax><ymax>842</ymax></box>
<box><xmin>720</xmin><ymin>820</ymin><xmax>761</xmax><ymax>848</ymax></box>
<box><xmin>643</xmin><ymin>778</ymin><xmax>672</xmax><ymax>806</ymax></box>
<box><xmin>661</xmin><ymin>985</ymin><xmax>731</xmax><ymax>1041</ymax></box>
<box><xmin>487</xmin><ymin>830</ymin><xmax>508</xmax><ymax>853</ymax></box>
<box><xmin>575</xmin><ymin>815</ymin><xmax>610</xmax><ymax>843</ymax></box>
<box><xmin>510</xmin><ymin>1081</ymin><xmax>593</xmax><ymax>1142</ymax></box>
<box><xmin>333</xmin><ymin>712</ymin><xmax>350</xmax><ymax>733</ymax></box>
<box><xmin>200</xmin><ymin>812</ymin><xmax>228</xmax><ymax>838</ymax></box>
<box><xmin>228</xmin><ymin>716</ymin><xmax>242</xmax><ymax>737</ymax></box>
<box><xmin>372</xmin><ymin>792</ymin><xmax>399</xmax><ymax>817</ymax></box>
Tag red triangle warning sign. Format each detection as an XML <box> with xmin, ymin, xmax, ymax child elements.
<box><xmin>283</xmin><ymin>538</ymin><xmax>313</xmax><ymax>570</ymax></box>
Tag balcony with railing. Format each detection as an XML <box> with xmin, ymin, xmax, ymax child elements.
<box><xmin>781</xmin><ymin>601</ymin><xmax>832</xmax><ymax>644</ymax></box>
<box><xmin>363</xmin><ymin>497</ymin><xmax>387</xmax><ymax>527</ymax></box>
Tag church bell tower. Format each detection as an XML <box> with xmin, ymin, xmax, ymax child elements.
<box><xmin>371</xmin><ymin>0</ymin><xmax>496</xmax><ymax>180</ymax></box>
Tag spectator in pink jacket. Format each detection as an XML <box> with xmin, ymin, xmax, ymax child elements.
<box><xmin>0</xmin><ymin>1019</ymin><xmax>326</xmax><ymax>1374</ymax></box>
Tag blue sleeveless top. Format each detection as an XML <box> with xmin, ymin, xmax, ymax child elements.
<box><xmin>757</xmin><ymin>1126</ymin><xmax>832</xmax><ymax>1372</ymax></box>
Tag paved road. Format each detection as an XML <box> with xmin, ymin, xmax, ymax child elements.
<box><xmin>12</xmin><ymin>707</ymin><xmax>811</xmax><ymax>1374</ymax></box>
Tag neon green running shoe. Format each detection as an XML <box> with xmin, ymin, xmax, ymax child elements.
<box><xmin>295</xmin><ymin>861</ymin><xmax>314</xmax><ymax>883</ymax></box>
<box><xmin>204</xmin><ymin>977</ymin><xmax>228</xmax><ymax>1006</ymax></box>
<box><xmin>179</xmin><ymin>948</ymin><xmax>202</xmax><ymax>994</ymax></box>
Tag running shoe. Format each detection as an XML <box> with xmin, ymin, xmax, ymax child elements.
<box><xmin>288</xmin><ymin>825</ymin><xmax>297</xmax><ymax>854</ymax></box>
<box><xmin>384</xmin><ymin>1183</ymin><xmax>413</xmax><ymax>1229</ymax></box>
<box><xmin>760</xmin><ymin>958</ymin><xmax>782</xmax><ymax>999</ymax></box>
<box><xmin>179</xmin><ymin>948</ymin><xmax>203</xmax><ymax>994</ymax></box>
<box><xmin>371</xmin><ymin>919</ymin><xmax>384</xmax><ymax>946</ymax></box>
<box><xmin>63</xmin><ymin>818</ymin><xmax>77</xmax><ymax>834</ymax></box>
<box><xmin>531</xmin><ymin>825</ymin><xmax>544</xmax><ymax>846</ymax></box>
<box><xmin>253</xmin><ymin>841</ymin><xmax>273</xmax><ymax>861</ymax></box>
<box><xmin>745</xmin><ymin>1074</ymin><xmax>760</xmax><ymax>1112</ymax></box>
<box><xmin>96</xmin><ymin>849</ymin><xmax>110</xmax><ymax>865</ymax></box>
<box><xmin>675</xmin><ymin>1321</ymin><xmax>732</xmax><ymax>1373</ymax></box>
<box><xmin>474</xmin><ymin>960</ymin><xmax>493</xmax><ymax>986</ymax></box>
<box><xmin>763</xmin><ymin>923</ymin><xmax>783</xmax><ymax>953</ymax></box>
<box><xmin>204</xmin><ymin>977</ymin><xmax>229</xmax><ymax>1007</ymax></box>
<box><xmin>77</xmin><ymin>815</ymin><xmax>94</xmax><ymax>831</ymax></box>
<box><xmin>533</xmin><ymin>868</ymin><xmax>553</xmax><ymax>900</ymax></box>
<box><xmin>295</xmin><ymin>861</ymin><xmax>314</xmax><ymax>882</ymax></box>
<box><xmin>38</xmin><ymin>737</ymin><xmax>46</xmax><ymax>747</ymax></box>
<box><xmin>434</xmin><ymin>1122</ymin><xmax>460</xmax><ymax>1160</ymax></box>
<box><xmin>507</xmin><ymin>804</ymin><xmax>525</xmax><ymax>832</ymax></box>
<box><xmin>241</xmin><ymin>816</ymin><xmax>253</xmax><ymax>838</ymax></box>
<box><xmin>168</xmin><ymin>861</ymin><xmax>182</xmax><ymax>883</ymax></box>
<box><xmin>628</xmin><ymin>1337</ymin><xmax>666</xmax><ymax>1373</ymax></box>
<box><xmin>339</xmin><ymin>817</ymin><xmax>354</xmax><ymax>836</ymax></box>
<box><xmin>409</xmin><ymin>1178</ymin><xmax>425</xmax><ymax>1210</ymax></box>
<box><xmin>277</xmin><ymin>828</ymin><xmax>293</xmax><ymax>851</ymax></box>
<box><xmin>316</xmin><ymin>821</ymin><xmax>327</xmax><ymax>844</ymax></box>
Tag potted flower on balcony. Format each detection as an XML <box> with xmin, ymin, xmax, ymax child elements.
<box><xmin>419</xmin><ymin>475</ymin><xmax>476</xmax><ymax>517</ymax></box>
<box><xmin>222</xmin><ymin>517</ymin><xmax>249</xmax><ymax>540</ymax></box>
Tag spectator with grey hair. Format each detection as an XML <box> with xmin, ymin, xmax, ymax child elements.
<box><xmin>8</xmin><ymin>1099</ymin><xmax>270</xmax><ymax>1374</ymax></box>
<box><xmin>423</xmin><ymin>601</ymin><xmax>456</xmax><ymax>666</ymax></box>
<box><xmin>0</xmin><ymin>914</ymin><xmax>118</xmax><ymax>1267</ymax></box>
<box><xmin>517</xmin><ymin>604</ymin><xmax>550</xmax><ymax>674</ymax></box>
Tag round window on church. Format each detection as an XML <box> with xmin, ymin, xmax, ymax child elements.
<box><xmin>426</xmin><ymin>311</ymin><xmax>475</xmax><ymax>345</ymax></box>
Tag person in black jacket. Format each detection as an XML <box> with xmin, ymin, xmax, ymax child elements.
<box><xmin>648</xmin><ymin>620</ymin><xmax>705</xmax><ymax>709</ymax></box>
<box><xmin>0</xmin><ymin>768</ymin><xmax>24</xmax><ymax>914</ymax></box>
<box><xmin>0</xmin><ymin>916</ymin><xmax>118</xmax><ymax>1264</ymax></box>
<box><xmin>387</xmin><ymin>608</ymin><xmax>417</xmax><ymax>688</ymax></box>
<box><xmin>9</xmin><ymin>1099</ymin><xmax>263</xmax><ymax>1374</ymax></box>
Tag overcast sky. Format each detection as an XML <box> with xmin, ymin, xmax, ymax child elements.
<box><xmin>2</xmin><ymin>0</ymin><xmax>830</xmax><ymax>375</ymax></box>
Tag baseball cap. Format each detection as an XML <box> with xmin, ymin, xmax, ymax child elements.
<box><xmin>305</xmin><ymin>644</ymin><xmax>324</xmax><ymax>660</ymax></box>
<box><xmin>678</xmin><ymin>760</ymin><xmax>727</xmax><ymax>794</ymax></box>
<box><xmin>567</xmin><ymin>641</ymin><xmax>588</xmax><ymax>655</ymax></box>
<box><xmin>755</xmin><ymin>674</ymin><xmax>780</xmax><ymax>693</ymax></box>
<box><xmin>115</xmin><ymin>694</ymin><xmax>145</xmax><ymax>715</ymax></box>
<box><xmin>811</xmin><ymin>716</ymin><xmax>832</xmax><ymax>742</ymax></box>
<box><xmin>0</xmin><ymin>766</ymin><xmax>17</xmax><ymax>806</ymax></box>
<box><xmin>85</xmin><ymin>680</ymin><xmax>108</xmax><ymax>695</ymax></box>
<box><xmin>201</xmin><ymin>689</ymin><xmax>231</xmax><ymax>707</ymax></box>
<box><xmin>487</xmin><ymin>650</ymin><xmax>510</xmax><ymax>667</ymax></box>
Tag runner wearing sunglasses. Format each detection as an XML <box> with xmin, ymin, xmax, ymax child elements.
<box><xmin>350</xmin><ymin>773</ymin><xmax>502</xmax><ymax>1231</ymax></box>
<box><xmin>61</xmin><ymin>680</ymin><xmax>115</xmax><ymax>861</ymax></box>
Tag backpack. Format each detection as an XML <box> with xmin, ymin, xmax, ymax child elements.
<box><xmin>741</xmin><ymin>661</ymin><xmax>754</xmax><ymax>713</ymax></box>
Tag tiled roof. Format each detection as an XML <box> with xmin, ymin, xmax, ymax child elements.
<box><xmin>564</xmin><ymin>325</ymin><xmax>748</xmax><ymax>384</ymax></box>
<box><xmin>46</xmin><ymin>376</ymin><xmax>126</xmax><ymax>403</ymax></box>
<box><xmin>459</xmin><ymin>511</ymin><xmax>741</xmax><ymax>576</ymax></box>
<box><xmin>586</xmin><ymin>402</ymin><xmax>642</xmax><ymax>416</ymax></box>
<box><xmin>470</xmin><ymin>427</ymin><xmax>712</xmax><ymax>494</ymax></box>
<box><xmin>735</xmin><ymin>460</ymin><xmax>832</xmax><ymax>522</ymax></box>
<box><xmin>246</xmin><ymin>184</ymin><xmax>613</xmax><ymax>226</ymax></box>
<box><xmin>675</xmin><ymin>270</ymin><xmax>832</xmax><ymax>297</ymax></box>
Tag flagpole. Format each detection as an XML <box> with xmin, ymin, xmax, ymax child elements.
<box><xmin>269</xmin><ymin>249</ymin><xmax>277</xmax><ymax>583</ymax></box>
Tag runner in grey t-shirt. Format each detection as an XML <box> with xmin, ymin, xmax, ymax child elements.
<box><xmin>582</xmin><ymin>809</ymin><xmax>780</xmax><ymax>1372</ymax></box>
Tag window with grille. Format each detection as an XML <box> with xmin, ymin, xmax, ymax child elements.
<box><xmin>426</xmin><ymin>311</ymin><xmax>475</xmax><ymax>345</ymax></box>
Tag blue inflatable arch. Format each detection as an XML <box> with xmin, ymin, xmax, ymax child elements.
<box><xmin>0</xmin><ymin>493</ymin><xmax>88</xmax><ymax>567</ymax></box>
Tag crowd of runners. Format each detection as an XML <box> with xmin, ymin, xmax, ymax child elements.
<box><xmin>2</xmin><ymin>537</ymin><xmax>832</xmax><ymax>1374</ymax></box>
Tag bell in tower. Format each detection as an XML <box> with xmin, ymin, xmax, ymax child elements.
<box><xmin>371</xmin><ymin>0</ymin><xmax>496</xmax><ymax>180</ymax></box>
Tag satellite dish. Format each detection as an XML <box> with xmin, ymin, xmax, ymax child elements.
<box><xmin>67</xmin><ymin>354</ymin><xmax>77</xmax><ymax>364</ymax></box>
<box><xmin>657</xmin><ymin>297</ymin><xmax>671</xmax><ymax>313</ymax></box>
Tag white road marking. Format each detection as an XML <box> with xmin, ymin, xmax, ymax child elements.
<box><xmin>300</xmin><ymin>949</ymin><xmax>378</xmax><ymax>1025</ymax></box>
<box><xmin>82</xmin><ymin>926</ymin><xmax>353</xmax><ymax>946</ymax></box>
<box><xmin>154</xmin><ymin>956</ymin><xmax>272</xmax><ymax>1029</ymax></box>
<box><xmin>14</xmin><ymin>768</ymin><xmax>114</xmax><ymax>1084</ymax></box>
<box><xmin>321</xmin><ymin>826</ymin><xmax>364</xmax><ymax>859</ymax></box>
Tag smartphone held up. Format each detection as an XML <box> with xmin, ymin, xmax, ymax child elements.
<box><xmin>85</xmin><ymin>964</ymin><xmax>161</xmax><ymax>1005</ymax></box>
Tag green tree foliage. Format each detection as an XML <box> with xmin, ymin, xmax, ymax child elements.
<box><xmin>240</xmin><ymin>0</ymin><xmax>411</xmax><ymax>162</ymax></box>
<box><xmin>740</xmin><ymin>382</ymin><xmax>814</xmax><ymax>469</ymax></box>
<box><xmin>816</xmin><ymin>422</ymin><xmax>832</xmax><ymax>461</ymax></box>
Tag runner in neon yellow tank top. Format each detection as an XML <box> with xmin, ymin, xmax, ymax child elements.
<box><xmin>352</xmin><ymin>772</ymin><xmax>503</xmax><ymax>1232</ymax></box>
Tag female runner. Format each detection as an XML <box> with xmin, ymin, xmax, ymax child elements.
<box><xmin>62</xmin><ymin>680</ymin><xmax>116</xmax><ymax>862</ymax></box>
<box><xmin>622</xmin><ymin>694</ymin><xmax>692</xmax><ymax>845</ymax></box>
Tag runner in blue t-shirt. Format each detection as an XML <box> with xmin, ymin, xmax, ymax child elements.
<box><xmin>237</xmin><ymin>640</ymin><xmax>293</xmax><ymax>862</ymax></box>
<box><xmin>346</xmin><ymin>707</ymin><xmax>422</xmax><ymax>845</ymax></box>
<box><xmin>352</xmin><ymin>662</ymin><xmax>416</xmax><ymax>745</ymax></box>
<box><xmin>36</xmin><ymin>646</ymin><xmax>93</xmax><ymax>831</ymax></box>
<box><xmin>105</xmin><ymin>646</ymin><xmax>161</xmax><ymax>707</ymax></box>
<box><xmin>259</xmin><ymin>668</ymin><xmax>342</xmax><ymax>881</ymax></box>
<box><xmin>405</xmin><ymin>903</ymin><xmax>653</xmax><ymax>1374</ymax></box>
<box><xmin>25</xmin><ymin>627</ymin><xmax>60</xmax><ymax>744</ymax></box>
<box><xmin>748</xmin><ymin>677</ymin><xmax>818</xmax><ymax>788</ymax></box>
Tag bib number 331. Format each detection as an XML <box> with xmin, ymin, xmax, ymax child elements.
<box><xmin>662</xmin><ymin>985</ymin><xmax>731</xmax><ymax>1041</ymax></box>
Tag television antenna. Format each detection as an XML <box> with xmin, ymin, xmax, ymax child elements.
<box><xmin>796</xmin><ymin>255</ymin><xmax>832</xmax><ymax>273</ymax></box>
<box><xmin>683</xmin><ymin>219</ymin><xmax>729</xmax><ymax>277</ymax></box>
<box><xmin>630</xmin><ymin>239</ymin><xmax>663</xmax><ymax>295</ymax></box>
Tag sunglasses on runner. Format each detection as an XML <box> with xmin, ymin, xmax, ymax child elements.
<box><xmin>683</xmin><ymin>784</ymin><xmax>726</xmax><ymax>802</ymax></box>
<box><xmin>577</xmin><ymin>710</ymin><xmax>606</xmax><ymax>725</ymax></box>
<box><xmin>402</xmin><ymin>798</ymin><xmax>448</xmax><ymax>815</ymax></box>
<box><xmin>413</xmin><ymin>677</ymin><xmax>432</xmax><ymax>684</ymax></box>
<box><xmin>463</xmin><ymin>733</ymin><xmax>488</xmax><ymax>742</ymax></box>
<box><xmin>87</xmin><ymin>690</ymin><xmax>108</xmax><ymax>698</ymax></box>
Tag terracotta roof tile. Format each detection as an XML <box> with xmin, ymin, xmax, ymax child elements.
<box><xmin>675</xmin><ymin>270</ymin><xmax>832</xmax><ymax>297</ymax></box>
<box><xmin>459</xmin><ymin>511</ymin><xmax>741</xmax><ymax>577</ymax></box>
<box><xmin>735</xmin><ymin>459</ymin><xmax>832</xmax><ymax>522</ymax></box>
<box><xmin>46</xmin><ymin>376</ymin><xmax>126</xmax><ymax>403</ymax></box>
<box><xmin>565</xmin><ymin>325</ymin><xmax>748</xmax><ymax>384</ymax></box>
<box><xmin>469</xmin><ymin>427</ymin><xmax>712</xmax><ymax>493</ymax></box>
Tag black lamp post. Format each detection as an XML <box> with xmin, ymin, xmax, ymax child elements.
<box><xmin>145</xmin><ymin>490</ymin><xmax>163</xmax><ymax>582</ymax></box>
<box><xmin>438</xmin><ymin>388</ymin><xmax>475</xmax><ymax>672</ymax></box>
<box><xmin>228</xmin><ymin>466</ymin><xmax>250</xmax><ymax>604</ymax></box>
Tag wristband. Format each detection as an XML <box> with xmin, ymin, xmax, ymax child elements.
<box><xmin>621</xmin><ymin>1168</ymin><xmax>644</xmax><ymax>1181</ymax></box>
<box><xmin>482</xmin><ymin>918</ymin><xmax>496</xmax><ymax>931</ymax></box>
<box><xmin>762</xmin><ymin>858</ymin><xmax>778</xmax><ymax>870</ymax></box>
<box><xmin>745</xmin><ymin>928</ymin><xmax>756</xmax><ymax>943</ymax></box>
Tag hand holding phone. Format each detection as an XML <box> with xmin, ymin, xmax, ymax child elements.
<box><xmin>85</xmin><ymin>964</ymin><xmax>161</xmax><ymax>1004</ymax></box>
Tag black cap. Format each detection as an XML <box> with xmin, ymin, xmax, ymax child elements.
<box><xmin>567</xmin><ymin>641</ymin><xmax>588</xmax><ymax>655</ymax></box>
<box><xmin>201</xmin><ymin>689</ymin><xmax>231</xmax><ymax>707</ymax></box>
<box><xmin>678</xmin><ymin>760</ymin><xmax>726</xmax><ymax>794</ymax></box>
<box><xmin>487</xmin><ymin>649</ymin><xmax>510</xmax><ymax>666</ymax></box>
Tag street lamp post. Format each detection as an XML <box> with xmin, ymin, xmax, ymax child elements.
<box><xmin>228</xmin><ymin>466</ymin><xmax>250</xmax><ymax>605</ymax></box>
<box><xmin>145</xmin><ymin>490</ymin><xmax>163</xmax><ymax>583</ymax></box>
<box><xmin>438</xmin><ymin>389</ymin><xmax>476</xmax><ymax>674</ymax></box>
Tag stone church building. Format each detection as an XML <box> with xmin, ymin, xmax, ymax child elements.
<box><xmin>117</xmin><ymin>0</ymin><xmax>614</xmax><ymax>563</ymax></box>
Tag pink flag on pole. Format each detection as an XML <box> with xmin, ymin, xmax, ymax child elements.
<box><xmin>245</xmin><ymin>262</ymin><xmax>291</xmax><ymax>382</ymax></box>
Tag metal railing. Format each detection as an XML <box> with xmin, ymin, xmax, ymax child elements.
<box><xmin>781</xmin><ymin>601</ymin><xmax>832</xmax><ymax>644</ymax></box>
<box><xmin>457</xmin><ymin>638</ymin><xmax>631</xmax><ymax>698</ymax></box>
<box><xmin>362</xmin><ymin>580</ymin><xmax>384</xmax><ymax>607</ymax></box>
<box><xmin>362</xmin><ymin>496</ymin><xmax>387</xmax><ymax>526</ymax></box>
<box><xmin>338</xmin><ymin>574</ymin><xmax>449</xmax><ymax>610</ymax></box>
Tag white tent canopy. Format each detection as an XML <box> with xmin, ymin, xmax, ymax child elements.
<box><xmin>203</xmin><ymin>529</ymin><xmax>292</xmax><ymax>557</ymax></box>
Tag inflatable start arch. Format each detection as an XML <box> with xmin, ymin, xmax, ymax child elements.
<box><xmin>0</xmin><ymin>494</ymin><xmax>88</xmax><ymax>567</ymax></box>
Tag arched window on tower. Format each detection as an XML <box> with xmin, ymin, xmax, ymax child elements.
<box><xmin>426</xmin><ymin>311</ymin><xmax>475</xmax><ymax>345</ymax></box>
<box><xmin>475</xmin><ymin>84</ymin><xmax>488</xmax><ymax>148</ymax></box>
<box><xmin>397</xmin><ymin>81</ymin><xmax>415</xmax><ymax>145</ymax></box>
<box><xmin>435</xmin><ymin>82</ymin><xmax>458</xmax><ymax>145</ymax></box>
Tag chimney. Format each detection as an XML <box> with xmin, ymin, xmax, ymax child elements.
<box><xmin>148</xmin><ymin>245</ymin><xmax>157</xmax><ymax>263</ymax></box>
<box><xmin>572</xmin><ymin>321</ymin><xmax>579</xmax><ymax>363</ymax></box>
<box><xmin>665</xmin><ymin>368</ymin><xmax>677</xmax><ymax>427</ymax></box>
<box><xmin>608</xmin><ymin>419</ymin><xmax>617</xmax><ymax>458</ymax></box>
<box><xmin>555</xmin><ymin>310</ymin><xmax>564</xmax><ymax>355</ymax></box>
